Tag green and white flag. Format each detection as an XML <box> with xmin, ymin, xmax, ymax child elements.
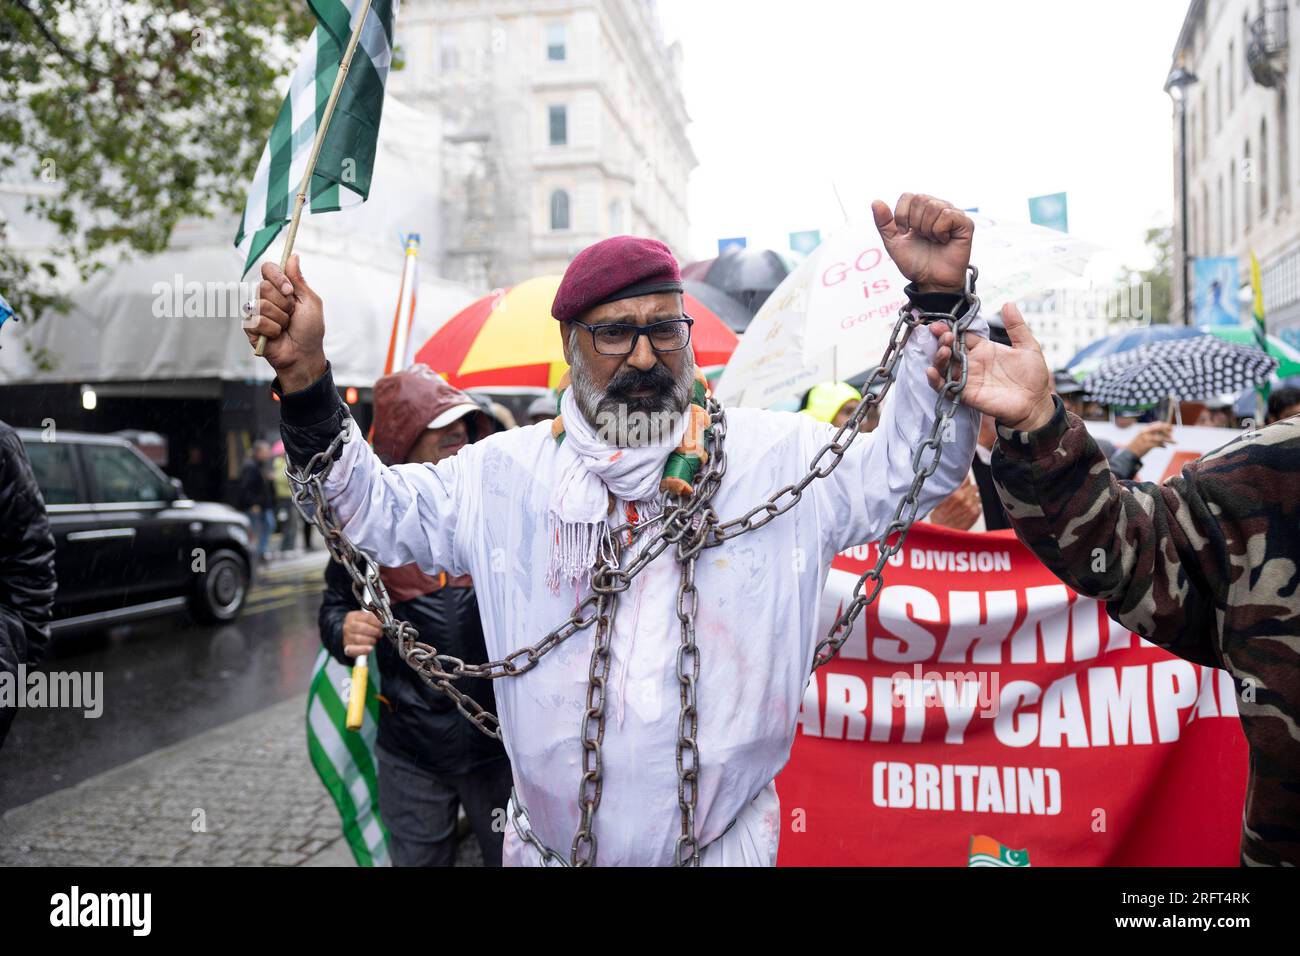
<box><xmin>235</xmin><ymin>0</ymin><xmax>396</xmax><ymax>276</ymax></box>
<box><xmin>306</xmin><ymin>648</ymin><xmax>391</xmax><ymax>866</ymax></box>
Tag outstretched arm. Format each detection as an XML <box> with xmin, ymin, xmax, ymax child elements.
<box><xmin>818</xmin><ymin>194</ymin><xmax>983</xmax><ymax>552</ymax></box>
<box><xmin>245</xmin><ymin>257</ymin><xmax>468</xmax><ymax>577</ymax></box>
<box><xmin>816</xmin><ymin>285</ymin><xmax>983</xmax><ymax>552</ymax></box>
<box><xmin>935</xmin><ymin>302</ymin><xmax>1223</xmax><ymax>665</ymax></box>
<box><xmin>990</xmin><ymin>395</ymin><xmax>1222</xmax><ymax>666</ymax></box>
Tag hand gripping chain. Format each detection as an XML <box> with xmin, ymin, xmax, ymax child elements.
<box><xmin>286</xmin><ymin>269</ymin><xmax>979</xmax><ymax>866</ymax></box>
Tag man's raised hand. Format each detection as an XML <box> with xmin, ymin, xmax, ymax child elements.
<box><xmin>243</xmin><ymin>254</ymin><xmax>327</xmax><ymax>392</ymax></box>
<box><xmin>872</xmin><ymin>193</ymin><xmax>974</xmax><ymax>293</ymax></box>
<box><xmin>927</xmin><ymin>302</ymin><xmax>1055</xmax><ymax>432</ymax></box>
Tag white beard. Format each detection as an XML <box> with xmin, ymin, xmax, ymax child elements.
<box><xmin>567</xmin><ymin>327</ymin><xmax>696</xmax><ymax>448</ymax></box>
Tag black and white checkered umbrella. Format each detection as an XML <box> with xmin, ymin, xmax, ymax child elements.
<box><xmin>1082</xmin><ymin>335</ymin><xmax>1278</xmax><ymax>406</ymax></box>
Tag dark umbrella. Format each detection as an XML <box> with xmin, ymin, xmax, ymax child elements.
<box><xmin>682</xmin><ymin>280</ymin><xmax>755</xmax><ymax>334</ymax></box>
<box><xmin>1082</xmin><ymin>336</ymin><xmax>1278</xmax><ymax>406</ymax></box>
<box><xmin>1065</xmin><ymin>325</ymin><xmax>1205</xmax><ymax>373</ymax></box>
<box><xmin>682</xmin><ymin>248</ymin><xmax>791</xmax><ymax>315</ymax></box>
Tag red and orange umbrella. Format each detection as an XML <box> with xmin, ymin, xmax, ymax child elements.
<box><xmin>413</xmin><ymin>275</ymin><xmax>739</xmax><ymax>391</ymax></box>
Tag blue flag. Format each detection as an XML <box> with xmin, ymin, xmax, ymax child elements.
<box><xmin>0</xmin><ymin>291</ymin><xmax>16</xmax><ymax>336</ymax></box>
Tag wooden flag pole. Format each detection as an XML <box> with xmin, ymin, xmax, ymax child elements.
<box><xmin>254</xmin><ymin>0</ymin><xmax>376</xmax><ymax>357</ymax></box>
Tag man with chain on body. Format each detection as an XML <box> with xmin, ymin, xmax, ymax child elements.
<box><xmin>245</xmin><ymin>193</ymin><xmax>990</xmax><ymax>866</ymax></box>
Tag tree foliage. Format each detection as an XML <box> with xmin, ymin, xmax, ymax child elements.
<box><xmin>1118</xmin><ymin>225</ymin><xmax>1173</xmax><ymax>325</ymax></box>
<box><xmin>0</xmin><ymin>0</ymin><xmax>313</xmax><ymax>328</ymax></box>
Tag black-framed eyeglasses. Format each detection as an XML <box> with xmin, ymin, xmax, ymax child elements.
<box><xmin>573</xmin><ymin>315</ymin><xmax>695</xmax><ymax>356</ymax></box>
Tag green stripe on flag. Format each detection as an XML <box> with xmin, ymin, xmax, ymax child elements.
<box><xmin>306</xmin><ymin>716</ymin><xmax>376</xmax><ymax>866</ymax></box>
<box><xmin>305</xmin><ymin>648</ymin><xmax>390</xmax><ymax>866</ymax></box>
<box><xmin>316</xmin><ymin>664</ymin><xmax>383</xmax><ymax>802</ymax></box>
<box><xmin>235</xmin><ymin>0</ymin><xmax>395</xmax><ymax>276</ymax></box>
<box><xmin>309</xmin><ymin>0</ymin><xmax>355</xmax><ymax>45</ymax></box>
<box><xmin>267</xmin><ymin>98</ymin><xmax>295</xmax><ymax>226</ymax></box>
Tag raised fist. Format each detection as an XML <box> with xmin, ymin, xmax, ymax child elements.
<box><xmin>871</xmin><ymin>193</ymin><xmax>974</xmax><ymax>294</ymax></box>
<box><xmin>243</xmin><ymin>254</ymin><xmax>327</xmax><ymax>392</ymax></box>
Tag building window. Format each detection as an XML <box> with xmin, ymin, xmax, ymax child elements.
<box><xmin>1243</xmin><ymin>14</ymin><xmax>1250</xmax><ymax>91</ymax></box>
<box><xmin>1228</xmin><ymin>39</ymin><xmax>1235</xmax><ymax>112</ymax></box>
<box><xmin>1189</xmin><ymin>109</ymin><xmax>1197</xmax><ymax>169</ymax></box>
<box><xmin>1230</xmin><ymin>159</ymin><xmax>1238</xmax><ymax>240</ymax></box>
<box><xmin>1189</xmin><ymin>196</ymin><xmax>1198</xmax><ymax>256</ymax></box>
<box><xmin>546</xmin><ymin>22</ymin><xmax>566</xmax><ymax>62</ymax></box>
<box><xmin>608</xmin><ymin>199</ymin><xmax>623</xmax><ymax>235</ymax></box>
<box><xmin>550</xmin><ymin>189</ymin><xmax>570</xmax><ymax>230</ymax></box>
<box><xmin>1217</xmin><ymin>175</ymin><xmax>1225</xmax><ymax>252</ymax></box>
<box><xmin>1200</xmin><ymin>89</ymin><xmax>1207</xmax><ymax>157</ymax></box>
<box><xmin>1201</xmin><ymin>183</ymin><xmax>1210</xmax><ymax>255</ymax></box>
<box><xmin>1261</xmin><ymin>118</ymin><xmax>1269</xmax><ymax>215</ymax></box>
<box><xmin>548</xmin><ymin>105</ymin><xmax>567</xmax><ymax>146</ymax></box>
<box><xmin>1215</xmin><ymin>64</ymin><xmax>1222</xmax><ymax>131</ymax></box>
<box><xmin>1244</xmin><ymin>141</ymin><xmax>1252</xmax><ymax>232</ymax></box>
<box><xmin>1278</xmin><ymin>97</ymin><xmax>1290</xmax><ymax>201</ymax></box>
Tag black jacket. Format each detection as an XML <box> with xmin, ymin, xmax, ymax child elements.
<box><xmin>0</xmin><ymin>421</ymin><xmax>57</xmax><ymax>682</ymax></box>
<box><xmin>319</xmin><ymin>557</ymin><xmax>508</xmax><ymax>775</ymax></box>
<box><xmin>236</xmin><ymin>458</ymin><xmax>274</xmax><ymax>511</ymax></box>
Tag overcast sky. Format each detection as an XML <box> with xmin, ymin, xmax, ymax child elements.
<box><xmin>657</xmin><ymin>0</ymin><xmax>1190</xmax><ymax>271</ymax></box>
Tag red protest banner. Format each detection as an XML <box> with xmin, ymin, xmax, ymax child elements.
<box><xmin>776</xmin><ymin>522</ymin><xmax>1248</xmax><ymax>866</ymax></box>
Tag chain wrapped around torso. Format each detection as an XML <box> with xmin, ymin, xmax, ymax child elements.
<box><xmin>287</xmin><ymin>279</ymin><xmax>979</xmax><ymax>867</ymax></box>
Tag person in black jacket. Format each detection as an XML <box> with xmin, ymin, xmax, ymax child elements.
<box><xmin>318</xmin><ymin>366</ymin><xmax>512</xmax><ymax>866</ymax></box>
<box><xmin>237</xmin><ymin>441</ymin><xmax>276</xmax><ymax>561</ymax></box>
<box><xmin>0</xmin><ymin>420</ymin><xmax>57</xmax><ymax>750</ymax></box>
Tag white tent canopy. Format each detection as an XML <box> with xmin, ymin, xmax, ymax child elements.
<box><xmin>0</xmin><ymin>97</ymin><xmax>478</xmax><ymax>389</ymax></box>
<box><xmin>0</xmin><ymin>242</ymin><xmax>476</xmax><ymax>389</ymax></box>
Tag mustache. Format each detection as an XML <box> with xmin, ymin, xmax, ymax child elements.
<box><xmin>605</xmin><ymin>363</ymin><xmax>677</xmax><ymax>398</ymax></box>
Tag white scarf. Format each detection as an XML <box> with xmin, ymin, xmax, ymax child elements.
<box><xmin>546</xmin><ymin>388</ymin><xmax>689</xmax><ymax>591</ymax></box>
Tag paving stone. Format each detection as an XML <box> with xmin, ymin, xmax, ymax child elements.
<box><xmin>0</xmin><ymin>694</ymin><xmax>482</xmax><ymax>868</ymax></box>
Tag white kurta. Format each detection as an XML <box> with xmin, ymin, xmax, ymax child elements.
<box><xmin>321</xmin><ymin>327</ymin><xmax>980</xmax><ymax>865</ymax></box>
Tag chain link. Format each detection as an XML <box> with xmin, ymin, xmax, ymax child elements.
<box><xmin>285</xmin><ymin>271</ymin><xmax>979</xmax><ymax>866</ymax></box>
<box><xmin>675</xmin><ymin>544</ymin><xmax>702</xmax><ymax>865</ymax></box>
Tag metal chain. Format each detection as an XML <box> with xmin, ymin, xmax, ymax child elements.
<box><xmin>812</xmin><ymin>272</ymin><xmax>978</xmax><ymax>666</ymax></box>
<box><xmin>288</xmin><ymin>431</ymin><xmax>506</xmax><ymax>737</ymax></box>
<box><xmin>674</xmin><ymin>539</ymin><xmax>703</xmax><ymax>865</ymax></box>
<box><xmin>285</xmin><ymin>269</ymin><xmax>979</xmax><ymax>866</ymax></box>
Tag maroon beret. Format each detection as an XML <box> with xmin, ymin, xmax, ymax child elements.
<box><xmin>551</xmin><ymin>235</ymin><xmax>683</xmax><ymax>322</ymax></box>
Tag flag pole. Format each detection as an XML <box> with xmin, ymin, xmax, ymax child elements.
<box><xmin>1250</xmin><ymin>251</ymin><xmax>1271</xmax><ymax>423</ymax></box>
<box><xmin>380</xmin><ymin>236</ymin><xmax>415</xmax><ymax>375</ymax></box>
<box><xmin>254</xmin><ymin>0</ymin><xmax>376</xmax><ymax>357</ymax></box>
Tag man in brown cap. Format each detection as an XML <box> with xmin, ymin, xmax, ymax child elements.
<box><xmin>318</xmin><ymin>366</ymin><xmax>512</xmax><ymax>866</ymax></box>
<box><xmin>246</xmin><ymin>194</ymin><xmax>986</xmax><ymax>866</ymax></box>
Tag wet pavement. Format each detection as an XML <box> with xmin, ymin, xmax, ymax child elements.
<box><xmin>0</xmin><ymin>551</ymin><xmax>332</xmax><ymax>812</ymax></box>
<box><xmin>0</xmin><ymin>549</ymin><xmax>487</xmax><ymax>866</ymax></box>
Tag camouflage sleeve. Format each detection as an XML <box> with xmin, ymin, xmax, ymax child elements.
<box><xmin>990</xmin><ymin>396</ymin><xmax>1223</xmax><ymax>669</ymax></box>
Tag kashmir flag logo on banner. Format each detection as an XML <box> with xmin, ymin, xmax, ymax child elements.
<box><xmin>967</xmin><ymin>835</ymin><xmax>1031</xmax><ymax>868</ymax></box>
<box><xmin>305</xmin><ymin>648</ymin><xmax>391</xmax><ymax>866</ymax></box>
<box><xmin>235</xmin><ymin>0</ymin><xmax>397</xmax><ymax>276</ymax></box>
